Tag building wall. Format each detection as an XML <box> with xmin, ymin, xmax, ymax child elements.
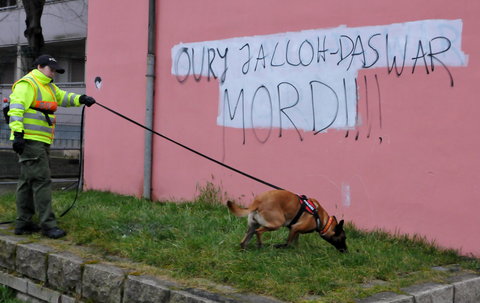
<box><xmin>84</xmin><ymin>0</ymin><xmax>148</xmax><ymax>194</ymax></box>
<box><xmin>85</xmin><ymin>0</ymin><xmax>480</xmax><ymax>256</ymax></box>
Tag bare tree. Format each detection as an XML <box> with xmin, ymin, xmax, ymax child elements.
<box><xmin>22</xmin><ymin>0</ymin><xmax>45</xmax><ymax>57</ymax></box>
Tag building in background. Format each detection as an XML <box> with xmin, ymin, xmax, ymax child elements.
<box><xmin>0</xmin><ymin>0</ymin><xmax>87</xmax><ymax>149</ymax></box>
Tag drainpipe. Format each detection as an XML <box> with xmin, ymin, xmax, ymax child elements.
<box><xmin>143</xmin><ymin>0</ymin><xmax>156</xmax><ymax>199</ymax></box>
<box><xmin>16</xmin><ymin>44</ymin><xmax>23</xmax><ymax>80</ymax></box>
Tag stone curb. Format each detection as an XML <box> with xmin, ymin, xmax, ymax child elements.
<box><xmin>355</xmin><ymin>274</ymin><xmax>480</xmax><ymax>303</ymax></box>
<box><xmin>0</xmin><ymin>233</ymin><xmax>284</xmax><ymax>303</ymax></box>
<box><xmin>1</xmin><ymin>231</ymin><xmax>479</xmax><ymax>303</ymax></box>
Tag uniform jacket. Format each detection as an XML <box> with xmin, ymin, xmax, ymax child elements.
<box><xmin>8</xmin><ymin>69</ymin><xmax>82</xmax><ymax>145</ymax></box>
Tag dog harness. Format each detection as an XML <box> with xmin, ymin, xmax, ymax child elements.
<box><xmin>288</xmin><ymin>195</ymin><xmax>334</xmax><ymax>235</ymax></box>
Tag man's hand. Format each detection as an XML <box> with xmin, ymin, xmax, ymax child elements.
<box><xmin>13</xmin><ymin>131</ymin><xmax>25</xmax><ymax>155</ymax></box>
<box><xmin>79</xmin><ymin>95</ymin><xmax>96</xmax><ymax>107</ymax></box>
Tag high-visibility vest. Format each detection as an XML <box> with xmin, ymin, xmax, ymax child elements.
<box><xmin>8</xmin><ymin>69</ymin><xmax>81</xmax><ymax>144</ymax></box>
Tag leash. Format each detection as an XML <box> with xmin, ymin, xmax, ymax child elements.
<box><xmin>1</xmin><ymin>101</ymin><xmax>283</xmax><ymax>225</ymax></box>
<box><xmin>58</xmin><ymin>105</ymin><xmax>85</xmax><ymax>217</ymax></box>
<box><xmin>95</xmin><ymin>101</ymin><xmax>283</xmax><ymax>191</ymax></box>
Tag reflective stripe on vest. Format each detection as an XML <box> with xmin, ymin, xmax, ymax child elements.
<box><xmin>9</xmin><ymin>115</ymin><xmax>23</xmax><ymax>122</ymax></box>
<box><xmin>62</xmin><ymin>92</ymin><xmax>75</xmax><ymax>107</ymax></box>
<box><xmin>23</xmin><ymin>123</ymin><xmax>53</xmax><ymax>134</ymax></box>
<box><xmin>9</xmin><ymin>103</ymin><xmax>25</xmax><ymax>110</ymax></box>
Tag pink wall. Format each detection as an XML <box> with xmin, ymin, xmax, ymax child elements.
<box><xmin>85</xmin><ymin>0</ymin><xmax>480</xmax><ymax>256</ymax></box>
<box><xmin>84</xmin><ymin>0</ymin><xmax>148</xmax><ymax>195</ymax></box>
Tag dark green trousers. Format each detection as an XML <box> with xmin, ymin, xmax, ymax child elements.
<box><xmin>15</xmin><ymin>140</ymin><xmax>57</xmax><ymax>230</ymax></box>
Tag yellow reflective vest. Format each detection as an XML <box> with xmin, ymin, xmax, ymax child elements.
<box><xmin>8</xmin><ymin>69</ymin><xmax>82</xmax><ymax>145</ymax></box>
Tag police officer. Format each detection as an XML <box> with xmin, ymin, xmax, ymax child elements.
<box><xmin>8</xmin><ymin>54</ymin><xmax>95</xmax><ymax>239</ymax></box>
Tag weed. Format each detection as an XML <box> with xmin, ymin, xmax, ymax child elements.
<box><xmin>0</xmin><ymin>285</ymin><xmax>22</xmax><ymax>303</ymax></box>
<box><xmin>195</xmin><ymin>177</ymin><xmax>230</xmax><ymax>205</ymax></box>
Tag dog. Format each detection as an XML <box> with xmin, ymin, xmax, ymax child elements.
<box><xmin>227</xmin><ymin>189</ymin><xmax>347</xmax><ymax>252</ymax></box>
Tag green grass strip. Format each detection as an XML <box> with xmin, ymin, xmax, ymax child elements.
<box><xmin>0</xmin><ymin>188</ymin><xmax>478</xmax><ymax>302</ymax></box>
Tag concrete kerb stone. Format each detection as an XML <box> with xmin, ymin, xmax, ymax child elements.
<box><xmin>82</xmin><ymin>263</ymin><xmax>125</xmax><ymax>303</ymax></box>
<box><xmin>0</xmin><ymin>268</ymin><xmax>28</xmax><ymax>293</ymax></box>
<box><xmin>401</xmin><ymin>282</ymin><xmax>453</xmax><ymax>303</ymax></box>
<box><xmin>169</xmin><ymin>289</ymin><xmax>221</xmax><ymax>303</ymax></box>
<box><xmin>356</xmin><ymin>274</ymin><xmax>480</xmax><ymax>303</ymax></box>
<box><xmin>26</xmin><ymin>279</ymin><xmax>62</xmax><ymax>303</ymax></box>
<box><xmin>16</xmin><ymin>243</ymin><xmax>56</xmax><ymax>282</ymax></box>
<box><xmin>182</xmin><ymin>287</ymin><xmax>247</xmax><ymax>303</ymax></box>
<box><xmin>123</xmin><ymin>275</ymin><xmax>171</xmax><ymax>303</ymax></box>
<box><xmin>58</xmin><ymin>294</ymin><xmax>78</xmax><ymax>303</ymax></box>
<box><xmin>16</xmin><ymin>292</ymin><xmax>45</xmax><ymax>303</ymax></box>
<box><xmin>448</xmin><ymin>273</ymin><xmax>480</xmax><ymax>303</ymax></box>
<box><xmin>355</xmin><ymin>291</ymin><xmax>414</xmax><ymax>303</ymax></box>
<box><xmin>47</xmin><ymin>251</ymin><xmax>84</xmax><ymax>295</ymax></box>
<box><xmin>1</xmin><ymin>268</ymin><xmax>79</xmax><ymax>303</ymax></box>
<box><xmin>0</xmin><ymin>234</ymin><xmax>25</xmax><ymax>270</ymax></box>
<box><xmin>227</xmin><ymin>292</ymin><xmax>286</xmax><ymax>303</ymax></box>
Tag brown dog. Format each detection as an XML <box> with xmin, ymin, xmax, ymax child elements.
<box><xmin>227</xmin><ymin>189</ymin><xmax>347</xmax><ymax>252</ymax></box>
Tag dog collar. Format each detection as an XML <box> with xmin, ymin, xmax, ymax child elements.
<box><xmin>320</xmin><ymin>216</ymin><xmax>334</xmax><ymax>235</ymax></box>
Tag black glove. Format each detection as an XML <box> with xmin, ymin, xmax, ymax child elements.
<box><xmin>79</xmin><ymin>95</ymin><xmax>96</xmax><ymax>107</ymax></box>
<box><xmin>13</xmin><ymin>131</ymin><xmax>25</xmax><ymax>155</ymax></box>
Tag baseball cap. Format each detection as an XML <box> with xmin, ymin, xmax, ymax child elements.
<box><xmin>33</xmin><ymin>54</ymin><xmax>65</xmax><ymax>74</ymax></box>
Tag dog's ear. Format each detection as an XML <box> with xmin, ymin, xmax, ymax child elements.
<box><xmin>334</xmin><ymin>219</ymin><xmax>345</xmax><ymax>235</ymax></box>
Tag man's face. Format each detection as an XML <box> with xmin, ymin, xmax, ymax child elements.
<box><xmin>38</xmin><ymin>65</ymin><xmax>56</xmax><ymax>79</ymax></box>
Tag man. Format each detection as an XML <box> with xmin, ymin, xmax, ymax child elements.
<box><xmin>8</xmin><ymin>54</ymin><xmax>95</xmax><ymax>239</ymax></box>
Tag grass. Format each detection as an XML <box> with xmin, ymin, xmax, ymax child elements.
<box><xmin>0</xmin><ymin>184</ymin><xmax>479</xmax><ymax>303</ymax></box>
<box><xmin>0</xmin><ymin>285</ymin><xmax>22</xmax><ymax>303</ymax></box>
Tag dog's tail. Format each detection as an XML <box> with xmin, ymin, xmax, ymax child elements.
<box><xmin>226</xmin><ymin>200</ymin><xmax>251</xmax><ymax>217</ymax></box>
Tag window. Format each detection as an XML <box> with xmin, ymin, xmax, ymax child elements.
<box><xmin>0</xmin><ymin>46</ymin><xmax>17</xmax><ymax>84</ymax></box>
<box><xmin>41</xmin><ymin>39</ymin><xmax>86</xmax><ymax>83</ymax></box>
<box><xmin>0</xmin><ymin>40</ymin><xmax>86</xmax><ymax>84</ymax></box>
<box><xmin>70</xmin><ymin>58</ymin><xmax>85</xmax><ymax>82</ymax></box>
<box><xmin>0</xmin><ymin>0</ymin><xmax>17</xmax><ymax>9</ymax></box>
<box><xmin>0</xmin><ymin>61</ymin><xmax>14</xmax><ymax>84</ymax></box>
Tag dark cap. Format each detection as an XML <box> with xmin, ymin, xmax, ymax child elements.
<box><xmin>33</xmin><ymin>54</ymin><xmax>65</xmax><ymax>74</ymax></box>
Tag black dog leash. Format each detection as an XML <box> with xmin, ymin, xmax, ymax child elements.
<box><xmin>95</xmin><ymin>101</ymin><xmax>283</xmax><ymax>191</ymax></box>
<box><xmin>1</xmin><ymin>102</ymin><xmax>283</xmax><ymax>225</ymax></box>
<box><xmin>58</xmin><ymin>105</ymin><xmax>86</xmax><ymax>217</ymax></box>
